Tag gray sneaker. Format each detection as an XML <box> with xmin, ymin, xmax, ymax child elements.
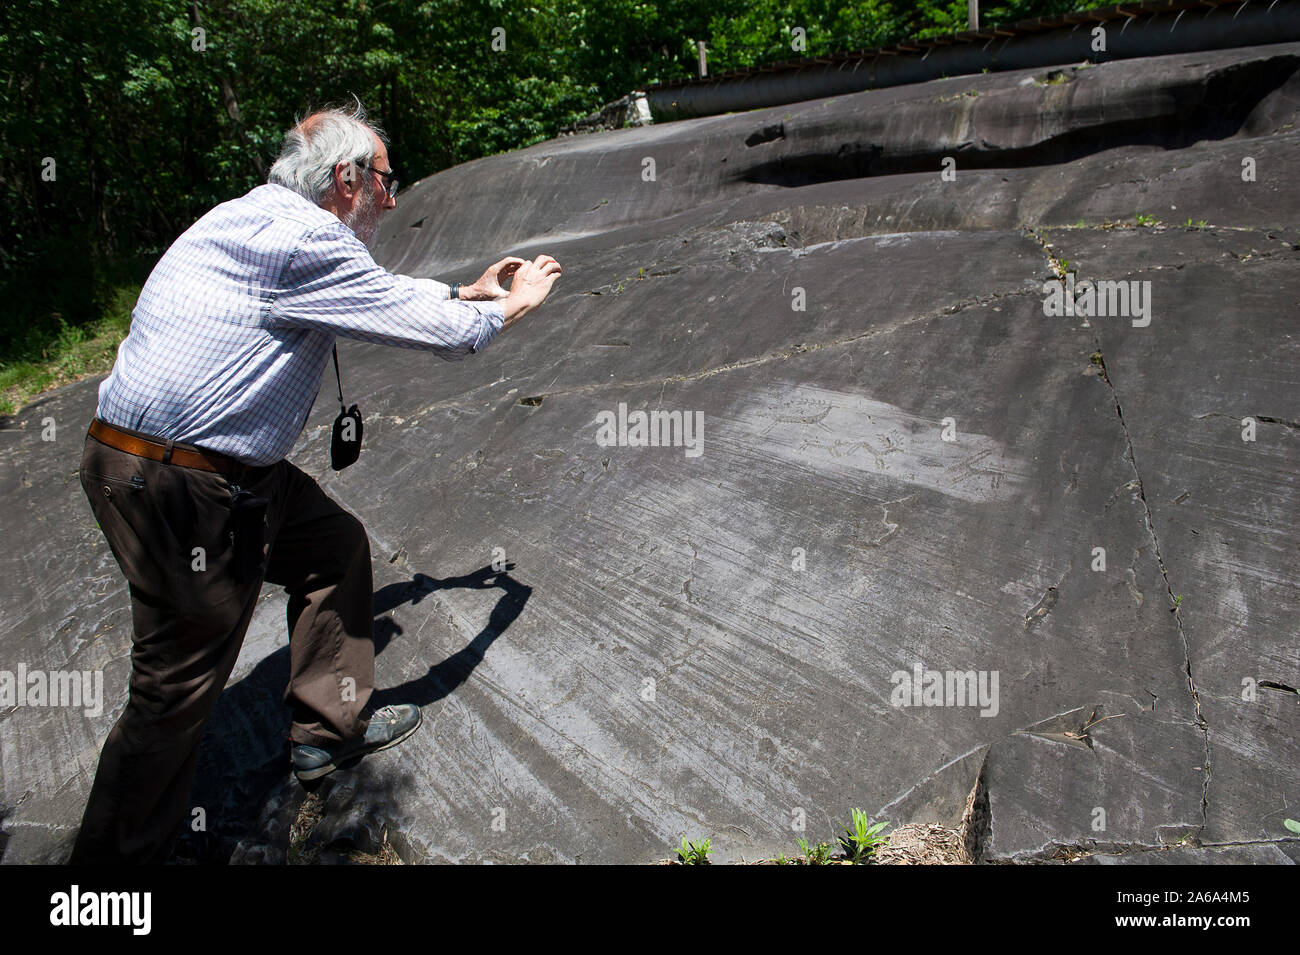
<box><xmin>291</xmin><ymin>704</ymin><xmax>423</xmax><ymax>781</ymax></box>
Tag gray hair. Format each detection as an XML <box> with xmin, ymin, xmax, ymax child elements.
<box><xmin>267</xmin><ymin>97</ymin><xmax>388</xmax><ymax>205</ymax></box>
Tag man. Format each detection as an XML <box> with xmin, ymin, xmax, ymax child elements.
<box><xmin>69</xmin><ymin>101</ymin><xmax>561</xmax><ymax>864</ymax></box>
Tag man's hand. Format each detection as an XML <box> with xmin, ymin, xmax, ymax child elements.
<box><xmin>502</xmin><ymin>254</ymin><xmax>562</xmax><ymax>330</ymax></box>
<box><xmin>462</xmin><ymin>257</ymin><xmax>528</xmax><ymax>301</ymax></box>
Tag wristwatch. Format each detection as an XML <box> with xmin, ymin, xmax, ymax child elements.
<box><xmin>450</xmin><ymin>282</ymin><xmax>460</xmax><ymax>299</ymax></box>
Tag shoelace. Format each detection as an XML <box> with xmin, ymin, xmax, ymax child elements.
<box><xmin>370</xmin><ymin>705</ymin><xmax>401</xmax><ymax>723</ymax></box>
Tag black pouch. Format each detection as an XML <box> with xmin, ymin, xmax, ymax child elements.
<box><xmin>331</xmin><ymin>404</ymin><xmax>363</xmax><ymax>470</ymax></box>
<box><xmin>329</xmin><ymin>344</ymin><xmax>363</xmax><ymax>471</ymax></box>
<box><xmin>227</xmin><ymin>489</ymin><xmax>269</xmax><ymax>583</ymax></box>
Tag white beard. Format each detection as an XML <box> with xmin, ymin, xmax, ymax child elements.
<box><xmin>343</xmin><ymin>180</ymin><xmax>382</xmax><ymax>248</ymax></box>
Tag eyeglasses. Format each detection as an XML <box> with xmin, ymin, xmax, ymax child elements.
<box><xmin>359</xmin><ymin>161</ymin><xmax>399</xmax><ymax>198</ymax></box>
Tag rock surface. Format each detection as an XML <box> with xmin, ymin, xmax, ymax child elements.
<box><xmin>1</xmin><ymin>43</ymin><xmax>1297</xmax><ymax>864</ymax></box>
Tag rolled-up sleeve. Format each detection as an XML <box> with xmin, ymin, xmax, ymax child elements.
<box><xmin>267</xmin><ymin>221</ymin><xmax>504</xmax><ymax>358</ymax></box>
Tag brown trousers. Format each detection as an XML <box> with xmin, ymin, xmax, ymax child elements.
<box><xmin>69</xmin><ymin>427</ymin><xmax>375</xmax><ymax>863</ymax></box>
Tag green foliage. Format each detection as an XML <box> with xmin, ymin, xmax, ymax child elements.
<box><xmin>702</xmin><ymin>0</ymin><xmax>1114</xmax><ymax>73</ymax></box>
<box><xmin>0</xmin><ymin>283</ymin><xmax>136</xmax><ymax>415</ymax></box>
<box><xmin>797</xmin><ymin>837</ymin><xmax>835</xmax><ymax>865</ymax></box>
<box><xmin>678</xmin><ymin>835</ymin><xmax>712</xmax><ymax>864</ymax></box>
<box><xmin>1135</xmin><ymin>213</ymin><xmax>1158</xmax><ymax>226</ymax></box>
<box><xmin>838</xmin><ymin>809</ymin><xmax>889</xmax><ymax>863</ymax></box>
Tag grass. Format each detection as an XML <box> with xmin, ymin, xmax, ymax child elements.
<box><xmin>678</xmin><ymin>836</ymin><xmax>712</xmax><ymax>864</ymax></box>
<box><xmin>287</xmin><ymin>790</ymin><xmax>403</xmax><ymax>865</ymax></box>
<box><xmin>797</xmin><ymin>837</ymin><xmax>837</xmax><ymax>865</ymax></box>
<box><xmin>839</xmin><ymin>809</ymin><xmax>890</xmax><ymax>863</ymax></box>
<box><xmin>760</xmin><ymin>815</ymin><xmax>891</xmax><ymax>865</ymax></box>
<box><xmin>656</xmin><ymin>813</ymin><xmax>975</xmax><ymax>865</ymax></box>
<box><xmin>286</xmin><ymin>791</ymin><xmax>326</xmax><ymax>864</ymax></box>
<box><xmin>0</xmin><ymin>284</ymin><xmax>138</xmax><ymax>416</ymax></box>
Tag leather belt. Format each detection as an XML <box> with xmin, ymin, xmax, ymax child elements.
<box><xmin>89</xmin><ymin>418</ymin><xmax>241</xmax><ymax>475</ymax></box>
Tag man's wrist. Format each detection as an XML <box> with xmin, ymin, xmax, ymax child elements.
<box><xmin>454</xmin><ymin>280</ymin><xmax>498</xmax><ymax>302</ymax></box>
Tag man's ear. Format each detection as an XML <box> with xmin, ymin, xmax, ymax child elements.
<box><xmin>338</xmin><ymin>161</ymin><xmax>360</xmax><ymax>195</ymax></box>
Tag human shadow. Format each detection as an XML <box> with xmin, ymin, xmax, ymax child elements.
<box><xmin>369</xmin><ymin>565</ymin><xmax>531</xmax><ymax>710</ymax></box>
<box><xmin>174</xmin><ymin>563</ymin><xmax>530</xmax><ymax>863</ymax></box>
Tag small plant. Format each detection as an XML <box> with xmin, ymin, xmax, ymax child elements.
<box><xmin>678</xmin><ymin>836</ymin><xmax>712</xmax><ymax>864</ymax></box>
<box><xmin>774</xmin><ymin>852</ymin><xmax>793</xmax><ymax>865</ymax></box>
<box><xmin>839</xmin><ymin>809</ymin><xmax>889</xmax><ymax>863</ymax></box>
<box><xmin>1135</xmin><ymin>213</ymin><xmax>1157</xmax><ymax>227</ymax></box>
<box><xmin>1285</xmin><ymin>819</ymin><xmax>1300</xmax><ymax>835</ymax></box>
<box><xmin>1172</xmin><ymin>594</ymin><xmax>1184</xmax><ymax>612</ymax></box>
<box><xmin>797</xmin><ymin>837</ymin><xmax>835</xmax><ymax>865</ymax></box>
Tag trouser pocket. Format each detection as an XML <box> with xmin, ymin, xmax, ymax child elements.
<box><xmin>80</xmin><ymin>460</ymin><xmax>155</xmax><ymax>586</ymax></box>
<box><xmin>227</xmin><ymin>489</ymin><xmax>270</xmax><ymax>584</ymax></box>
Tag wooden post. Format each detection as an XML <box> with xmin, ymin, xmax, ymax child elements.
<box><xmin>697</xmin><ymin>41</ymin><xmax>708</xmax><ymax>79</ymax></box>
<box><xmin>968</xmin><ymin>0</ymin><xmax>979</xmax><ymax>30</ymax></box>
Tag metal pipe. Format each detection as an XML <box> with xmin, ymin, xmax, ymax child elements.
<box><xmin>647</xmin><ymin>2</ymin><xmax>1300</xmax><ymax>120</ymax></box>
